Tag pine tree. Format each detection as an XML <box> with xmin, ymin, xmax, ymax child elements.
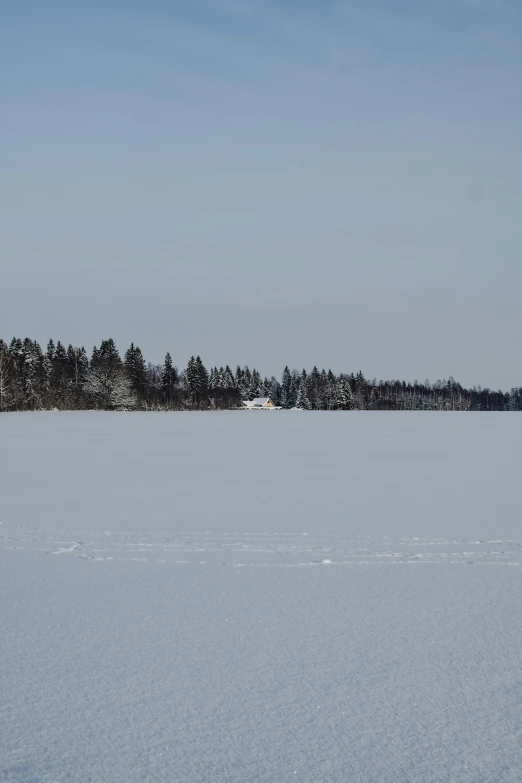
<box><xmin>325</xmin><ymin>370</ymin><xmax>337</xmax><ymax>410</ymax></box>
<box><xmin>49</xmin><ymin>341</ymin><xmax>70</xmax><ymax>406</ymax></box>
<box><xmin>250</xmin><ymin>368</ymin><xmax>262</xmax><ymax>399</ymax></box>
<box><xmin>296</xmin><ymin>371</ymin><xmax>311</xmax><ymax>410</ymax></box>
<box><xmin>335</xmin><ymin>379</ymin><xmax>351</xmax><ymax>410</ymax></box>
<box><xmin>94</xmin><ymin>338</ymin><xmax>121</xmax><ymax>369</ymax></box>
<box><xmin>67</xmin><ymin>346</ymin><xmax>89</xmax><ymax>406</ymax></box>
<box><xmin>124</xmin><ymin>343</ymin><xmax>147</xmax><ymax>402</ymax></box>
<box><xmin>194</xmin><ymin>356</ymin><xmax>209</xmax><ymax>402</ymax></box>
<box><xmin>235</xmin><ymin>365</ymin><xmax>243</xmax><ymax>392</ymax></box>
<box><xmin>8</xmin><ymin>338</ymin><xmax>24</xmax><ymax>407</ymax></box>
<box><xmin>161</xmin><ymin>352</ymin><xmax>177</xmax><ymax>407</ymax></box>
<box><xmin>83</xmin><ymin>339</ymin><xmax>130</xmax><ymax>410</ymax></box>
<box><xmin>42</xmin><ymin>353</ymin><xmax>53</xmax><ymax>405</ymax></box>
<box><xmin>368</xmin><ymin>387</ymin><xmax>378</xmax><ymax>410</ymax></box>
<box><xmin>185</xmin><ymin>356</ymin><xmax>209</xmax><ymax>406</ymax></box>
<box><xmin>187</xmin><ymin>356</ymin><xmax>197</xmax><ymax>399</ymax></box>
<box><xmin>20</xmin><ymin>338</ymin><xmax>40</xmax><ymax>409</ymax></box>
<box><xmin>262</xmin><ymin>377</ymin><xmax>272</xmax><ymax>397</ymax></box>
<box><xmin>0</xmin><ymin>340</ymin><xmax>15</xmax><ymax>411</ymax></box>
<box><xmin>46</xmin><ymin>339</ymin><xmax>55</xmax><ymax>361</ymax></box>
<box><xmin>507</xmin><ymin>388</ymin><xmax>522</xmax><ymax>411</ymax></box>
<box><xmin>307</xmin><ymin>366</ymin><xmax>321</xmax><ymax>409</ymax></box>
<box><xmin>242</xmin><ymin>367</ymin><xmax>253</xmax><ymax>399</ymax></box>
<box><xmin>268</xmin><ymin>376</ymin><xmax>281</xmax><ymax>406</ymax></box>
<box><xmin>354</xmin><ymin>371</ymin><xmax>368</xmax><ymax>410</ymax></box>
<box><xmin>223</xmin><ymin>366</ymin><xmax>235</xmax><ymax>388</ymax></box>
<box><xmin>280</xmin><ymin>366</ymin><xmax>297</xmax><ymax>409</ymax></box>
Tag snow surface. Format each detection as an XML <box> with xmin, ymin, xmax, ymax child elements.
<box><xmin>1</xmin><ymin>412</ymin><xmax>522</xmax><ymax>782</ymax></box>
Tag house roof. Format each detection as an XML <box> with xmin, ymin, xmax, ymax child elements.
<box><xmin>243</xmin><ymin>397</ymin><xmax>271</xmax><ymax>407</ymax></box>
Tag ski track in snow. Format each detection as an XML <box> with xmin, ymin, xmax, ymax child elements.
<box><xmin>1</xmin><ymin>524</ymin><xmax>521</xmax><ymax>567</ymax></box>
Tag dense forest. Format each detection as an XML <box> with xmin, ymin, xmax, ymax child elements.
<box><xmin>0</xmin><ymin>336</ymin><xmax>519</xmax><ymax>412</ymax></box>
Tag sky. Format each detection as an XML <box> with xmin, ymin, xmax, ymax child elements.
<box><xmin>1</xmin><ymin>0</ymin><xmax>521</xmax><ymax>388</ymax></box>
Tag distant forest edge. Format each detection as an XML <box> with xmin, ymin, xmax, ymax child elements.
<box><xmin>0</xmin><ymin>337</ymin><xmax>519</xmax><ymax>412</ymax></box>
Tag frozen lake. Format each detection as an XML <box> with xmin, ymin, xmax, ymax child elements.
<box><xmin>2</xmin><ymin>412</ymin><xmax>522</xmax><ymax>782</ymax></box>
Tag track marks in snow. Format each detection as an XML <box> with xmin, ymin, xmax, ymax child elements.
<box><xmin>1</xmin><ymin>525</ymin><xmax>521</xmax><ymax>567</ymax></box>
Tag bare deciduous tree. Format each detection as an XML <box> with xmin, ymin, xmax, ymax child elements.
<box><xmin>83</xmin><ymin>367</ymin><xmax>137</xmax><ymax>410</ymax></box>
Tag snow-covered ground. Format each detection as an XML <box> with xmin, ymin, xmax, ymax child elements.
<box><xmin>1</xmin><ymin>412</ymin><xmax>522</xmax><ymax>782</ymax></box>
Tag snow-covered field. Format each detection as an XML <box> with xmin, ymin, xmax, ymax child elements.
<box><xmin>2</xmin><ymin>412</ymin><xmax>522</xmax><ymax>782</ymax></box>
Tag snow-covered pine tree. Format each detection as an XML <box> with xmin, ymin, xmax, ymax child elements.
<box><xmin>20</xmin><ymin>338</ymin><xmax>40</xmax><ymax>410</ymax></box>
<box><xmin>242</xmin><ymin>367</ymin><xmax>253</xmax><ymax>400</ymax></box>
<box><xmin>367</xmin><ymin>387</ymin><xmax>378</xmax><ymax>410</ymax></box>
<box><xmin>354</xmin><ymin>371</ymin><xmax>369</xmax><ymax>410</ymax></box>
<box><xmin>97</xmin><ymin>338</ymin><xmax>121</xmax><ymax>369</ymax></box>
<box><xmin>124</xmin><ymin>343</ymin><xmax>147</xmax><ymax>403</ymax></box>
<box><xmin>51</xmin><ymin>340</ymin><xmax>69</xmax><ymax>403</ymax></box>
<box><xmin>0</xmin><ymin>340</ymin><xmax>16</xmax><ymax>411</ymax></box>
<box><xmin>280</xmin><ymin>366</ymin><xmax>297</xmax><ymax>408</ymax></box>
<box><xmin>507</xmin><ymin>388</ymin><xmax>522</xmax><ymax>411</ymax></box>
<box><xmin>185</xmin><ymin>356</ymin><xmax>197</xmax><ymax>405</ymax></box>
<box><xmin>306</xmin><ymin>366</ymin><xmax>320</xmax><ymax>409</ymax></box>
<box><xmin>336</xmin><ymin>378</ymin><xmax>353</xmax><ymax>410</ymax></box>
<box><xmin>223</xmin><ymin>366</ymin><xmax>235</xmax><ymax>388</ymax></box>
<box><xmin>185</xmin><ymin>356</ymin><xmax>209</xmax><ymax>407</ymax></box>
<box><xmin>161</xmin><ymin>352</ymin><xmax>177</xmax><ymax>407</ymax></box>
<box><xmin>296</xmin><ymin>370</ymin><xmax>311</xmax><ymax>410</ymax></box>
<box><xmin>42</xmin><ymin>353</ymin><xmax>53</xmax><ymax>406</ymax></box>
<box><xmin>325</xmin><ymin>370</ymin><xmax>337</xmax><ymax>410</ymax></box>
<box><xmin>8</xmin><ymin>338</ymin><xmax>24</xmax><ymax>407</ymax></box>
<box><xmin>268</xmin><ymin>376</ymin><xmax>281</xmax><ymax>406</ymax></box>
<box><xmin>250</xmin><ymin>368</ymin><xmax>262</xmax><ymax>399</ymax></box>
<box><xmin>194</xmin><ymin>356</ymin><xmax>209</xmax><ymax>405</ymax></box>
<box><xmin>46</xmin><ymin>339</ymin><xmax>55</xmax><ymax>362</ymax></box>
<box><xmin>84</xmin><ymin>339</ymin><xmax>132</xmax><ymax>410</ymax></box>
<box><xmin>280</xmin><ymin>366</ymin><xmax>292</xmax><ymax>408</ymax></box>
<box><xmin>67</xmin><ymin>345</ymin><xmax>89</xmax><ymax>407</ymax></box>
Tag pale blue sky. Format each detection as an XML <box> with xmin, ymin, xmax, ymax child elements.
<box><xmin>1</xmin><ymin>0</ymin><xmax>521</xmax><ymax>387</ymax></box>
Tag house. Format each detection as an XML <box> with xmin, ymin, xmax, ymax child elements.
<box><xmin>242</xmin><ymin>397</ymin><xmax>276</xmax><ymax>409</ymax></box>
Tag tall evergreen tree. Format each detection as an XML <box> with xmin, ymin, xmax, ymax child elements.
<box><xmin>235</xmin><ymin>365</ymin><xmax>243</xmax><ymax>391</ymax></box>
<box><xmin>280</xmin><ymin>366</ymin><xmax>297</xmax><ymax>409</ymax></box>
<box><xmin>124</xmin><ymin>343</ymin><xmax>147</xmax><ymax>400</ymax></box>
<box><xmin>242</xmin><ymin>367</ymin><xmax>253</xmax><ymax>399</ymax></box>
<box><xmin>67</xmin><ymin>345</ymin><xmax>89</xmax><ymax>405</ymax></box>
<box><xmin>92</xmin><ymin>338</ymin><xmax>121</xmax><ymax>369</ymax></box>
<box><xmin>268</xmin><ymin>376</ymin><xmax>281</xmax><ymax>406</ymax></box>
<box><xmin>336</xmin><ymin>378</ymin><xmax>353</xmax><ymax>410</ymax></box>
<box><xmin>0</xmin><ymin>340</ymin><xmax>15</xmax><ymax>411</ymax></box>
<box><xmin>325</xmin><ymin>370</ymin><xmax>337</xmax><ymax>410</ymax></box>
<box><xmin>46</xmin><ymin>339</ymin><xmax>55</xmax><ymax>361</ymax></box>
<box><xmin>185</xmin><ymin>356</ymin><xmax>209</xmax><ymax>406</ymax></box>
<box><xmin>161</xmin><ymin>352</ymin><xmax>177</xmax><ymax>407</ymax></box>
<box><xmin>296</xmin><ymin>371</ymin><xmax>311</xmax><ymax>410</ymax></box>
<box><xmin>194</xmin><ymin>356</ymin><xmax>209</xmax><ymax>402</ymax></box>
<box><xmin>250</xmin><ymin>368</ymin><xmax>262</xmax><ymax>399</ymax></box>
<box><xmin>223</xmin><ymin>365</ymin><xmax>235</xmax><ymax>388</ymax></box>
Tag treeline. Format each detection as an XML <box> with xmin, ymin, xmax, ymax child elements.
<box><xmin>0</xmin><ymin>336</ymin><xmax>519</xmax><ymax>412</ymax></box>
